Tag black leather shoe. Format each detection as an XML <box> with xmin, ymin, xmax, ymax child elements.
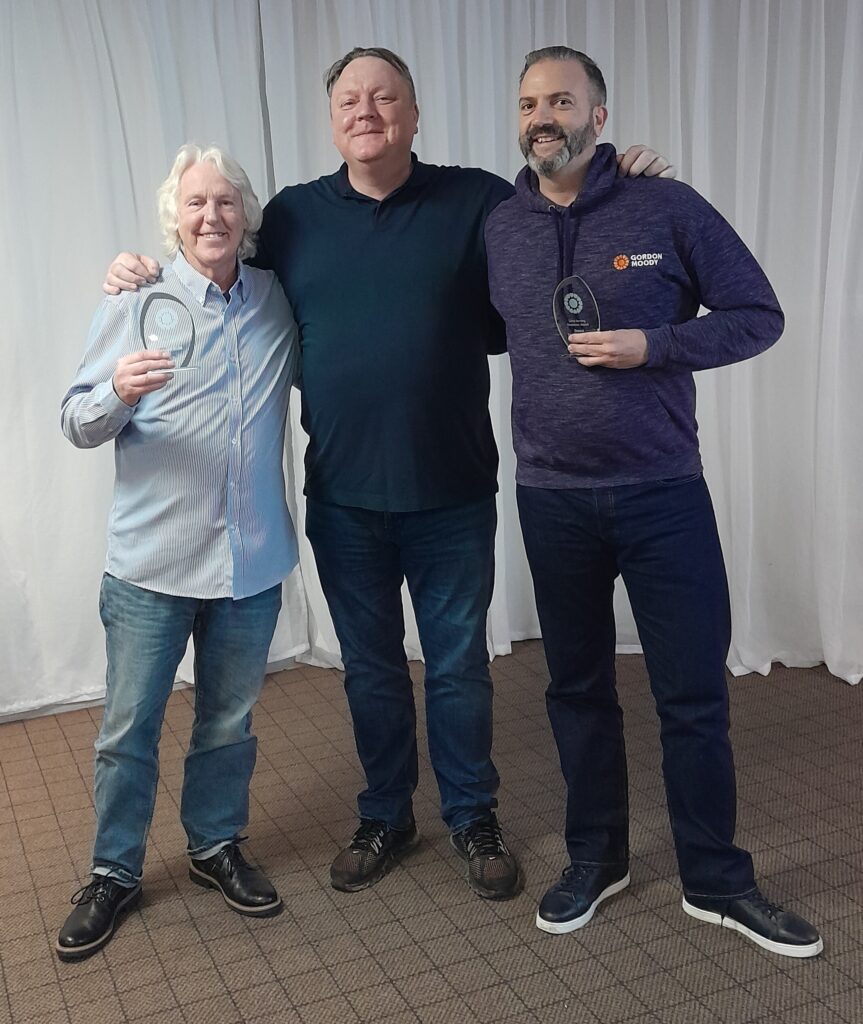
<box><xmin>189</xmin><ymin>843</ymin><xmax>282</xmax><ymax>917</ymax></box>
<box><xmin>56</xmin><ymin>876</ymin><xmax>142</xmax><ymax>962</ymax></box>
<box><xmin>330</xmin><ymin>819</ymin><xmax>420</xmax><ymax>892</ymax></box>
<box><xmin>450</xmin><ymin>814</ymin><xmax>521</xmax><ymax>900</ymax></box>
<box><xmin>683</xmin><ymin>888</ymin><xmax>823</xmax><ymax>958</ymax></box>
<box><xmin>536</xmin><ymin>863</ymin><xmax>630</xmax><ymax>933</ymax></box>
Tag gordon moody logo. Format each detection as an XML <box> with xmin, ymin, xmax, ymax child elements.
<box><xmin>613</xmin><ymin>252</ymin><xmax>664</xmax><ymax>270</ymax></box>
<box><xmin>563</xmin><ymin>292</ymin><xmax>583</xmax><ymax>315</ymax></box>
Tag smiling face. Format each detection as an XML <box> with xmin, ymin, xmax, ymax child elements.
<box><xmin>176</xmin><ymin>161</ymin><xmax>245</xmax><ymax>285</ymax></box>
<box><xmin>329</xmin><ymin>56</ymin><xmax>419</xmax><ymax>172</ymax></box>
<box><xmin>518</xmin><ymin>59</ymin><xmax>607</xmax><ymax>177</ymax></box>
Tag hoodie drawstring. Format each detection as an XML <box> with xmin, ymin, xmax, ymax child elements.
<box><xmin>553</xmin><ymin>204</ymin><xmax>579</xmax><ymax>283</ymax></box>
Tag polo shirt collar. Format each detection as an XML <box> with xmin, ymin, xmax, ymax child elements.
<box><xmin>334</xmin><ymin>152</ymin><xmax>432</xmax><ymax>200</ymax></box>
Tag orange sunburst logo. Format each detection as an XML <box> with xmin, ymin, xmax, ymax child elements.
<box><xmin>613</xmin><ymin>254</ymin><xmax>630</xmax><ymax>270</ymax></box>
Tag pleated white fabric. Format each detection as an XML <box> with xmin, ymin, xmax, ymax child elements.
<box><xmin>1</xmin><ymin>0</ymin><xmax>860</xmax><ymax>717</ymax></box>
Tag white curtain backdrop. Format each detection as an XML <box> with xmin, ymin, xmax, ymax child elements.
<box><xmin>1</xmin><ymin>0</ymin><xmax>861</xmax><ymax>718</ymax></box>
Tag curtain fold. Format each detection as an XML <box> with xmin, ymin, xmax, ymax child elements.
<box><xmin>1</xmin><ymin>0</ymin><xmax>860</xmax><ymax>718</ymax></box>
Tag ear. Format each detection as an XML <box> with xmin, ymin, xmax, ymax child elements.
<box><xmin>593</xmin><ymin>105</ymin><xmax>608</xmax><ymax>138</ymax></box>
<box><xmin>413</xmin><ymin>103</ymin><xmax>420</xmax><ymax>134</ymax></box>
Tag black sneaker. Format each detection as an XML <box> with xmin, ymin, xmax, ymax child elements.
<box><xmin>330</xmin><ymin>819</ymin><xmax>420</xmax><ymax>892</ymax></box>
<box><xmin>56</xmin><ymin>876</ymin><xmax>142</xmax><ymax>962</ymax></box>
<box><xmin>683</xmin><ymin>888</ymin><xmax>823</xmax><ymax>958</ymax></box>
<box><xmin>536</xmin><ymin>864</ymin><xmax>630</xmax><ymax>934</ymax></box>
<box><xmin>189</xmin><ymin>842</ymin><xmax>282</xmax><ymax>917</ymax></box>
<box><xmin>450</xmin><ymin>814</ymin><xmax>521</xmax><ymax>900</ymax></box>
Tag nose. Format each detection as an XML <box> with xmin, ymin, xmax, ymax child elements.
<box><xmin>203</xmin><ymin>200</ymin><xmax>220</xmax><ymax>222</ymax></box>
<box><xmin>355</xmin><ymin>94</ymin><xmax>377</xmax><ymax>120</ymax></box>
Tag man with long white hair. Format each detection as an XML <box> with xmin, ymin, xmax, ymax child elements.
<box><xmin>58</xmin><ymin>144</ymin><xmax>299</xmax><ymax>961</ymax></box>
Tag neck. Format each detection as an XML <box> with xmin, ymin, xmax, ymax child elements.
<box><xmin>536</xmin><ymin>148</ymin><xmax>594</xmax><ymax>208</ymax></box>
<box><xmin>185</xmin><ymin>252</ymin><xmax>238</xmax><ymax>293</ymax></box>
<box><xmin>347</xmin><ymin>154</ymin><xmax>413</xmax><ymax>201</ymax></box>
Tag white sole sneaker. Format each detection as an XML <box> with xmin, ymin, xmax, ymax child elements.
<box><xmin>681</xmin><ymin>898</ymin><xmax>824</xmax><ymax>958</ymax></box>
<box><xmin>536</xmin><ymin>872</ymin><xmax>631</xmax><ymax>934</ymax></box>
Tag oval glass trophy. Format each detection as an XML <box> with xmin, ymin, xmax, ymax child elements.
<box><xmin>552</xmin><ymin>276</ymin><xmax>600</xmax><ymax>353</ymax></box>
<box><xmin>139</xmin><ymin>292</ymin><xmax>198</xmax><ymax>369</ymax></box>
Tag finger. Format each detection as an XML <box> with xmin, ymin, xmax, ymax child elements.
<box><xmin>567</xmin><ymin>331</ymin><xmax>604</xmax><ymax>346</ymax></box>
<box><xmin>616</xmin><ymin>144</ymin><xmax>644</xmax><ymax>176</ymax></box>
<box><xmin>574</xmin><ymin>355</ymin><xmax>611</xmax><ymax>367</ymax></box>
<box><xmin>658</xmin><ymin>164</ymin><xmax>677</xmax><ymax>179</ymax></box>
<box><xmin>140</xmin><ymin>256</ymin><xmax>161</xmax><ymax>280</ymax></box>
<box><xmin>631</xmin><ymin>150</ymin><xmax>665</xmax><ymax>177</ymax></box>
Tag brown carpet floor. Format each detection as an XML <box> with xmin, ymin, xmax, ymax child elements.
<box><xmin>1</xmin><ymin>642</ymin><xmax>861</xmax><ymax>1024</ymax></box>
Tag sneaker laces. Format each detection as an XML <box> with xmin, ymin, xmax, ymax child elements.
<box><xmin>460</xmin><ymin>819</ymin><xmax>509</xmax><ymax>858</ymax></box>
<box><xmin>559</xmin><ymin>864</ymin><xmax>592</xmax><ymax>891</ymax></box>
<box><xmin>743</xmin><ymin>889</ymin><xmax>780</xmax><ymax>921</ymax></box>
<box><xmin>70</xmin><ymin>878</ymin><xmax>115</xmax><ymax>906</ymax></box>
<box><xmin>349</xmin><ymin>820</ymin><xmax>389</xmax><ymax>855</ymax></box>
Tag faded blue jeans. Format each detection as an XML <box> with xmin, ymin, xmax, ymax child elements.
<box><xmin>305</xmin><ymin>497</ymin><xmax>499</xmax><ymax>833</ymax></box>
<box><xmin>91</xmin><ymin>574</ymin><xmax>281</xmax><ymax>886</ymax></box>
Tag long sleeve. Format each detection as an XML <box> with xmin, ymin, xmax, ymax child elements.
<box><xmin>644</xmin><ymin>201</ymin><xmax>784</xmax><ymax>372</ymax></box>
<box><xmin>61</xmin><ymin>298</ymin><xmax>136</xmax><ymax>448</ymax></box>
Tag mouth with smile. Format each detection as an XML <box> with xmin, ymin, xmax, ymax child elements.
<box><xmin>529</xmin><ymin>130</ymin><xmax>564</xmax><ymax>149</ymax></box>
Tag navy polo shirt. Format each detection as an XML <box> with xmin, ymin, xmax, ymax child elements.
<box><xmin>254</xmin><ymin>156</ymin><xmax>513</xmax><ymax>511</ymax></box>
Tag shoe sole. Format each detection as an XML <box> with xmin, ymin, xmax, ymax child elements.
<box><xmin>55</xmin><ymin>886</ymin><xmax>142</xmax><ymax>962</ymax></box>
<box><xmin>681</xmin><ymin>898</ymin><xmax>824</xmax><ymax>958</ymax></box>
<box><xmin>449</xmin><ymin>836</ymin><xmax>523</xmax><ymax>901</ymax></box>
<box><xmin>331</xmin><ymin>831</ymin><xmax>422</xmax><ymax>893</ymax></box>
<box><xmin>535</xmin><ymin>872</ymin><xmax>631</xmax><ymax>934</ymax></box>
<box><xmin>188</xmin><ymin>863</ymin><xmax>283</xmax><ymax>917</ymax></box>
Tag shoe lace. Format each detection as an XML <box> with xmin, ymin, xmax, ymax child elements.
<box><xmin>350</xmin><ymin>820</ymin><xmax>389</xmax><ymax>855</ymax></box>
<box><xmin>559</xmin><ymin>864</ymin><xmax>591</xmax><ymax>891</ymax></box>
<box><xmin>70</xmin><ymin>878</ymin><xmax>114</xmax><ymax>906</ymax></box>
<box><xmin>214</xmin><ymin>840</ymin><xmax>251</xmax><ymax>878</ymax></box>
<box><xmin>744</xmin><ymin>889</ymin><xmax>780</xmax><ymax>921</ymax></box>
<box><xmin>461</xmin><ymin>819</ymin><xmax>509</xmax><ymax>858</ymax></box>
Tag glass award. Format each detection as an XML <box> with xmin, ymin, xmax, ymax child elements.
<box><xmin>139</xmin><ymin>292</ymin><xmax>197</xmax><ymax>370</ymax></box>
<box><xmin>552</xmin><ymin>275</ymin><xmax>600</xmax><ymax>352</ymax></box>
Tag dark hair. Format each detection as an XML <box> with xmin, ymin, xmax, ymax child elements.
<box><xmin>519</xmin><ymin>46</ymin><xmax>607</xmax><ymax>106</ymax></box>
<box><xmin>324</xmin><ymin>46</ymin><xmax>416</xmax><ymax>103</ymax></box>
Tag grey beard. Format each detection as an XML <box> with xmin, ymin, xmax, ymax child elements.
<box><xmin>520</xmin><ymin>120</ymin><xmax>596</xmax><ymax>177</ymax></box>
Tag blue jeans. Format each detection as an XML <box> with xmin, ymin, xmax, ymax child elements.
<box><xmin>91</xmin><ymin>574</ymin><xmax>281</xmax><ymax>885</ymax></box>
<box><xmin>517</xmin><ymin>476</ymin><xmax>756</xmax><ymax>900</ymax></box>
<box><xmin>305</xmin><ymin>497</ymin><xmax>498</xmax><ymax>832</ymax></box>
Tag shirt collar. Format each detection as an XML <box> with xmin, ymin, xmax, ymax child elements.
<box><xmin>172</xmin><ymin>249</ymin><xmax>248</xmax><ymax>304</ymax></box>
<box><xmin>334</xmin><ymin>152</ymin><xmax>431</xmax><ymax>200</ymax></box>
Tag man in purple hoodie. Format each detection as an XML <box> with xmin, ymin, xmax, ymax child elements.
<box><xmin>485</xmin><ymin>47</ymin><xmax>822</xmax><ymax>957</ymax></box>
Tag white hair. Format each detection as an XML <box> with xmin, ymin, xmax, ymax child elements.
<box><xmin>157</xmin><ymin>143</ymin><xmax>263</xmax><ymax>260</ymax></box>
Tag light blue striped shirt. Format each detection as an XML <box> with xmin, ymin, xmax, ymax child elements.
<box><xmin>62</xmin><ymin>252</ymin><xmax>299</xmax><ymax>600</ymax></box>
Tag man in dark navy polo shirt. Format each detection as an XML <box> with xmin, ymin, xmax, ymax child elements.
<box><xmin>103</xmin><ymin>46</ymin><xmax>671</xmax><ymax>904</ymax></box>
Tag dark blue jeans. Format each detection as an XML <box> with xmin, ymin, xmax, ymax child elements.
<box><xmin>92</xmin><ymin>575</ymin><xmax>282</xmax><ymax>885</ymax></box>
<box><xmin>517</xmin><ymin>475</ymin><xmax>756</xmax><ymax>900</ymax></box>
<box><xmin>305</xmin><ymin>497</ymin><xmax>499</xmax><ymax>832</ymax></box>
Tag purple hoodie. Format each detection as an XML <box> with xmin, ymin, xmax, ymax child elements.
<box><xmin>485</xmin><ymin>143</ymin><xmax>784</xmax><ymax>488</ymax></box>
